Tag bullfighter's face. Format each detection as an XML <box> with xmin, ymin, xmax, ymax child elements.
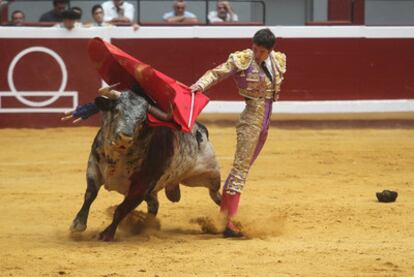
<box><xmin>252</xmin><ymin>43</ymin><xmax>271</xmax><ymax>64</ymax></box>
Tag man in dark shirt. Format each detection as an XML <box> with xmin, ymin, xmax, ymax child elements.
<box><xmin>39</xmin><ymin>0</ymin><xmax>67</xmax><ymax>22</ymax></box>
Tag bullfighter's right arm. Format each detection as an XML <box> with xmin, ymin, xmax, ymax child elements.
<box><xmin>194</xmin><ymin>49</ymin><xmax>253</xmax><ymax>92</ymax></box>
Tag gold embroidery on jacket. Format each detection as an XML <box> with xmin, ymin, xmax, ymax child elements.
<box><xmin>195</xmin><ymin>49</ymin><xmax>287</xmax><ymax>99</ymax></box>
<box><xmin>230</xmin><ymin>49</ymin><xmax>253</xmax><ymax>70</ymax></box>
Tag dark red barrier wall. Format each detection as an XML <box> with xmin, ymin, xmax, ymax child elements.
<box><xmin>0</xmin><ymin>38</ymin><xmax>102</xmax><ymax>127</ymax></box>
<box><xmin>113</xmin><ymin>38</ymin><xmax>414</xmax><ymax>101</ymax></box>
<box><xmin>0</xmin><ymin>37</ymin><xmax>413</xmax><ymax>127</ymax></box>
<box><xmin>280</xmin><ymin>38</ymin><xmax>414</xmax><ymax>100</ymax></box>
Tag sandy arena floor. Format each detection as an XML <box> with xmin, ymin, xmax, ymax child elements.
<box><xmin>1</xmin><ymin>124</ymin><xmax>414</xmax><ymax>276</ymax></box>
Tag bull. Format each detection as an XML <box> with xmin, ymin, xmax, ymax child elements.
<box><xmin>69</xmin><ymin>87</ymin><xmax>221</xmax><ymax>241</ymax></box>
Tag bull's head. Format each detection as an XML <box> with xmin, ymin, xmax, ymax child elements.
<box><xmin>96</xmin><ymin>88</ymin><xmax>148</xmax><ymax>151</ymax></box>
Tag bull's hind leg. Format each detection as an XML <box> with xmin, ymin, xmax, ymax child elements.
<box><xmin>186</xmin><ymin>127</ymin><xmax>222</xmax><ymax>205</ymax></box>
<box><xmin>182</xmin><ymin>171</ymin><xmax>221</xmax><ymax>206</ymax></box>
<box><xmin>208</xmin><ymin>173</ymin><xmax>221</xmax><ymax>205</ymax></box>
<box><xmin>209</xmin><ymin>175</ymin><xmax>222</xmax><ymax>206</ymax></box>
<box><xmin>70</xmin><ymin>154</ymin><xmax>102</xmax><ymax>232</ymax></box>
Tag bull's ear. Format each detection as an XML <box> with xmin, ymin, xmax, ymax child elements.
<box><xmin>94</xmin><ymin>96</ymin><xmax>116</xmax><ymax>111</ymax></box>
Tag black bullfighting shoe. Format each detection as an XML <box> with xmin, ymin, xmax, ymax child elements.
<box><xmin>223</xmin><ymin>225</ymin><xmax>244</xmax><ymax>238</ymax></box>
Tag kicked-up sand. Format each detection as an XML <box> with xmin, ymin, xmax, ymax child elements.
<box><xmin>0</xmin><ymin>123</ymin><xmax>413</xmax><ymax>276</ymax></box>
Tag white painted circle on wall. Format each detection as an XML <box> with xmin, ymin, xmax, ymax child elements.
<box><xmin>7</xmin><ymin>46</ymin><xmax>68</xmax><ymax>107</ymax></box>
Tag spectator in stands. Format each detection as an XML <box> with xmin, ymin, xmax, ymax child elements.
<box><xmin>39</xmin><ymin>0</ymin><xmax>67</xmax><ymax>22</ymax></box>
<box><xmin>55</xmin><ymin>8</ymin><xmax>82</xmax><ymax>30</ymax></box>
<box><xmin>208</xmin><ymin>0</ymin><xmax>238</xmax><ymax>23</ymax></box>
<box><xmin>86</xmin><ymin>4</ymin><xmax>113</xmax><ymax>27</ymax></box>
<box><xmin>10</xmin><ymin>10</ymin><xmax>25</xmax><ymax>26</ymax></box>
<box><xmin>85</xmin><ymin>4</ymin><xmax>139</xmax><ymax>30</ymax></box>
<box><xmin>102</xmin><ymin>0</ymin><xmax>134</xmax><ymax>23</ymax></box>
<box><xmin>163</xmin><ymin>0</ymin><xmax>198</xmax><ymax>24</ymax></box>
<box><xmin>72</xmin><ymin>6</ymin><xmax>83</xmax><ymax>23</ymax></box>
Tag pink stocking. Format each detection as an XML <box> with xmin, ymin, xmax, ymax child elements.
<box><xmin>220</xmin><ymin>190</ymin><xmax>240</xmax><ymax>228</ymax></box>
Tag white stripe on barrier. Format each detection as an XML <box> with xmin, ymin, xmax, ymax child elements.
<box><xmin>203</xmin><ymin>100</ymin><xmax>414</xmax><ymax>114</ymax></box>
<box><xmin>1</xmin><ymin>26</ymin><xmax>414</xmax><ymax>39</ymax></box>
<box><xmin>0</xmin><ymin>91</ymin><xmax>78</xmax><ymax>113</ymax></box>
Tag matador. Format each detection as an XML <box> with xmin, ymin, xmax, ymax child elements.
<box><xmin>191</xmin><ymin>28</ymin><xmax>287</xmax><ymax>237</ymax></box>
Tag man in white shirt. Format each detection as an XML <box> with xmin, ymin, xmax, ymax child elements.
<box><xmin>163</xmin><ymin>0</ymin><xmax>198</xmax><ymax>24</ymax></box>
<box><xmin>208</xmin><ymin>0</ymin><xmax>238</xmax><ymax>23</ymax></box>
<box><xmin>83</xmin><ymin>4</ymin><xmax>113</xmax><ymax>27</ymax></box>
<box><xmin>102</xmin><ymin>0</ymin><xmax>134</xmax><ymax>23</ymax></box>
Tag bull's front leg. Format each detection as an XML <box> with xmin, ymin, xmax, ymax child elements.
<box><xmin>70</xmin><ymin>155</ymin><xmax>102</xmax><ymax>232</ymax></box>
<box><xmin>145</xmin><ymin>191</ymin><xmax>159</xmax><ymax>216</ymax></box>
<box><xmin>70</xmin><ymin>177</ymin><xmax>100</xmax><ymax>232</ymax></box>
<box><xmin>98</xmin><ymin>185</ymin><xmax>147</xmax><ymax>241</ymax></box>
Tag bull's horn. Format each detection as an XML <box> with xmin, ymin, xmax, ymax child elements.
<box><xmin>148</xmin><ymin>104</ymin><xmax>173</xmax><ymax>122</ymax></box>
<box><xmin>98</xmin><ymin>82</ymin><xmax>120</xmax><ymax>93</ymax></box>
<box><xmin>99</xmin><ymin>89</ymin><xmax>121</xmax><ymax>100</ymax></box>
<box><xmin>98</xmin><ymin>83</ymin><xmax>121</xmax><ymax>100</ymax></box>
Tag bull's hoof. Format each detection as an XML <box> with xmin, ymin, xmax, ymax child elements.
<box><xmin>209</xmin><ymin>190</ymin><xmax>221</xmax><ymax>206</ymax></box>
<box><xmin>98</xmin><ymin>231</ymin><xmax>114</xmax><ymax>242</ymax></box>
<box><xmin>147</xmin><ymin>203</ymin><xmax>159</xmax><ymax>216</ymax></box>
<box><xmin>165</xmin><ymin>185</ymin><xmax>181</xmax><ymax>202</ymax></box>
<box><xmin>70</xmin><ymin>219</ymin><xmax>87</xmax><ymax>233</ymax></box>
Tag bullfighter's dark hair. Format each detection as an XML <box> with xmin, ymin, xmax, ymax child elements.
<box><xmin>253</xmin><ymin>28</ymin><xmax>276</xmax><ymax>50</ymax></box>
